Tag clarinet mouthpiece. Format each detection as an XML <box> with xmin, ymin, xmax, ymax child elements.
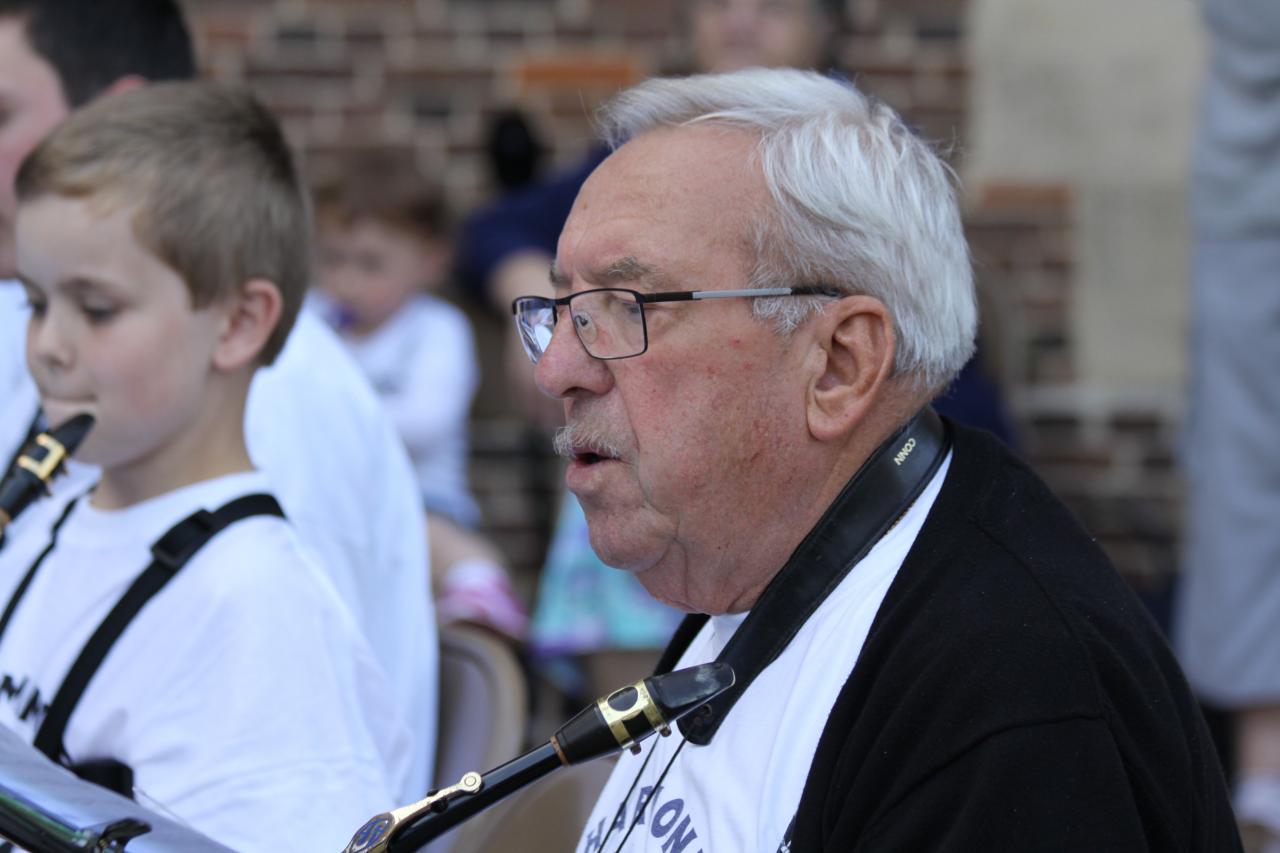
<box><xmin>0</xmin><ymin>413</ymin><xmax>95</xmax><ymax>531</ymax></box>
<box><xmin>552</xmin><ymin>661</ymin><xmax>735</xmax><ymax>765</ymax></box>
<box><xmin>47</xmin><ymin>413</ymin><xmax>95</xmax><ymax>454</ymax></box>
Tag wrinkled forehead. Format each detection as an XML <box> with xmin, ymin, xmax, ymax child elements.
<box><xmin>554</xmin><ymin>126</ymin><xmax>767</xmax><ymax>289</ymax></box>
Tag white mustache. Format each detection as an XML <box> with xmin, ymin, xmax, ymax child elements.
<box><xmin>554</xmin><ymin>422</ymin><xmax>625</xmax><ymax>461</ymax></box>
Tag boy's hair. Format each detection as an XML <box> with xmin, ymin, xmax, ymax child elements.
<box><xmin>16</xmin><ymin>81</ymin><xmax>309</xmax><ymax>364</ymax></box>
<box><xmin>312</xmin><ymin>156</ymin><xmax>452</xmax><ymax>243</ymax></box>
<box><xmin>0</xmin><ymin>0</ymin><xmax>195</xmax><ymax>108</ymax></box>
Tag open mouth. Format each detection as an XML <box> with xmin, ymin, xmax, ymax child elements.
<box><xmin>573</xmin><ymin>449</ymin><xmax>617</xmax><ymax>466</ymax></box>
<box><xmin>554</xmin><ymin>424</ymin><xmax>623</xmax><ymax>467</ymax></box>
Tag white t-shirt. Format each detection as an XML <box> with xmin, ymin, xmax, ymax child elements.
<box><xmin>1</xmin><ymin>301</ymin><xmax>437</xmax><ymax>800</ymax></box>
<box><xmin>577</xmin><ymin>456</ymin><xmax>951</xmax><ymax>853</ymax></box>
<box><xmin>0</xmin><ymin>471</ymin><xmax>410</xmax><ymax>852</ymax></box>
<box><xmin>311</xmin><ymin>293</ymin><xmax>480</xmax><ymax>526</ymax></box>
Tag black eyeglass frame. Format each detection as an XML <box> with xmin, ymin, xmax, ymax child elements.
<box><xmin>511</xmin><ymin>285</ymin><xmax>840</xmax><ymax>363</ymax></box>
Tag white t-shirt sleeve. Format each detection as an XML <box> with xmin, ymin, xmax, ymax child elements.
<box><xmin>375</xmin><ymin>298</ymin><xmax>478</xmax><ymax>461</ymax></box>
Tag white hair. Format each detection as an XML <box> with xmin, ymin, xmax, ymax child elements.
<box><xmin>598</xmin><ymin>68</ymin><xmax>977</xmax><ymax>393</ymax></box>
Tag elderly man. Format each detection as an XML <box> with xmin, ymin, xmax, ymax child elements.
<box><xmin>512</xmin><ymin>69</ymin><xmax>1240</xmax><ymax>851</ymax></box>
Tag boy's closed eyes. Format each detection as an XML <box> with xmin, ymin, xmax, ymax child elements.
<box><xmin>17</xmin><ymin>275</ymin><xmax>125</xmax><ymax>325</ymax></box>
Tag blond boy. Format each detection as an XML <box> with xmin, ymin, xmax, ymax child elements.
<box><xmin>0</xmin><ymin>82</ymin><xmax>409</xmax><ymax>851</ymax></box>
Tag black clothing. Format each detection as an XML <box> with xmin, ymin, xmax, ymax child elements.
<box><xmin>674</xmin><ymin>407</ymin><xmax>950</xmax><ymax>747</ymax></box>
<box><xmin>663</xmin><ymin>422</ymin><xmax>1240</xmax><ymax>851</ymax></box>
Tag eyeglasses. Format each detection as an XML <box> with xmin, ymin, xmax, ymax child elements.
<box><xmin>511</xmin><ymin>286</ymin><xmax>838</xmax><ymax>363</ymax></box>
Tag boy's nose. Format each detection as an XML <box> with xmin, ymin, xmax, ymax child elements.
<box><xmin>27</xmin><ymin>310</ymin><xmax>75</xmax><ymax>374</ymax></box>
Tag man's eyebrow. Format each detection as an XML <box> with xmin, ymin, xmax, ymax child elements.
<box><xmin>593</xmin><ymin>257</ymin><xmax>674</xmax><ymax>291</ymax></box>
<box><xmin>548</xmin><ymin>256</ymin><xmax>676</xmax><ymax>293</ymax></box>
<box><xmin>549</xmin><ymin>263</ymin><xmax>570</xmax><ymax>289</ymax></box>
<box><xmin>598</xmin><ymin>256</ymin><xmax>647</xmax><ymax>282</ymax></box>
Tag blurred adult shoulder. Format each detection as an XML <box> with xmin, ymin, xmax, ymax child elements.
<box><xmin>1</xmin><ymin>282</ymin><xmax>26</xmax><ymax>383</ymax></box>
<box><xmin>245</xmin><ymin>308</ymin><xmax>437</xmax><ymax>798</ymax></box>
<box><xmin>0</xmin><ymin>282</ymin><xmax>34</xmax><ymax>464</ymax></box>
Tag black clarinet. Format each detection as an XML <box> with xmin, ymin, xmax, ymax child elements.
<box><xmin>342</xmin><ymin>662</ymin><xmax>735</xmax><ymax>853</ymax></box>
<box><xmin>0</xmin><ymin>413</ymin><xmax>94</xmax><ymax>535</ymax></box>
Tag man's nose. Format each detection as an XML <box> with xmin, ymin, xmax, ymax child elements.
<box><xmin>533</xmin><ymin>310</ymin><xmax>613</xmax><ymax>400</ymax></box>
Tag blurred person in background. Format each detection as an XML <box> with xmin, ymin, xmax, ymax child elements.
<box><xmin>1175</xmin><ymin>0</ymin><xmax>1280</xmax><ymax>849</ymax></box>
<box><xmin>0</xmin><ymin>0</ymin><xmax>196</xmax><ymax>468</ymax></box>
<box><xmin>0</xmin><ymin>0</ymin><xmax>437</xmax><ymax>799</ymax></box>
<box><xmin>312</xmin><ymin>166</ymin><xmax>527</xmax><ymax>640</ymax></box>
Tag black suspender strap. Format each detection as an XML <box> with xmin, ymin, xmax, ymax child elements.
<box><xmin>31</xmin><ymin>493</ymin><xmax>284</xmax><ymax>766</ymax></box>
<box><xmin>0</xmin><ymin>491</ymin><xmax>83</xmax><ymax>645</ymax></box>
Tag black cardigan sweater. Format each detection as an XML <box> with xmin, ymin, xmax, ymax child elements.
<box><xmin>662</xmin><ymin>423</ymin><xmax>1241</xmax><ymax>852</ymax></box>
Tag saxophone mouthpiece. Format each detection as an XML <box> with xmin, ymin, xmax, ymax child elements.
<box><xmin>0</xmin><ymin>413</ymin><xmax>95</xmax><ymax>532</ymax></box>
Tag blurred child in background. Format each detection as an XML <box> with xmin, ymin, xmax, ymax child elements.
<box><xmin>313</xmin><ymin>166</ymin><xmax>526</xmax><ymax>639</ymax></box>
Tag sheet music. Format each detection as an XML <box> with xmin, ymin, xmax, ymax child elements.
<box><xmin>0</xmin><ymin>725</ymin><xmax>233</xmax><ymax>852</ymax></box>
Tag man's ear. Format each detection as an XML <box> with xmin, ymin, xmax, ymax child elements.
<box><xmin>805</xmin><ymin>295</ymin><xmax>896</xmax><ymax>441</ymax></box>
<box><xmin>212</xmin><ymin>278</ymin><xmax>283</xmax><ymax>372</ymax></box>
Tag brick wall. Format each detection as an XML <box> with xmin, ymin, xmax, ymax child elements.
<box><xmin>188</xmin><ymin>0</ymin><xmax>974</xmax><ymax>210</ymax></box>
<box><xmin>184</xmin><ymin>0</ymin><xmax>1181</xmax><ymax>599</ymax></box>
<box><xmin>968</xmin><ymin>186</ymin><xmax>1182</xmax><ymax>608</ymax></box>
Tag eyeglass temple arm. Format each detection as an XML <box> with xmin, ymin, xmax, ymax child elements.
<box><xmin>641</xmin><ymin>287</ymin><xmax>837</xmax><ymax>303</ymax></box>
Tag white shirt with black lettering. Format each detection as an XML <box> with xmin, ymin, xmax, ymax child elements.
<box><xmin>577</xmin><ymin>456</ymin><xmax>951</xmax><ymax>853</ymax></box>
<box><xmin>0</xmin><ymin>471</ymin><xmax>411</xmax><ymax>852</ymax></box>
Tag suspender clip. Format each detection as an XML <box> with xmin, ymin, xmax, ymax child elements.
<box><xmin>150</xmin><ymin>509</ymin><xmax>217</xmax><ymax>570</ymax></box>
